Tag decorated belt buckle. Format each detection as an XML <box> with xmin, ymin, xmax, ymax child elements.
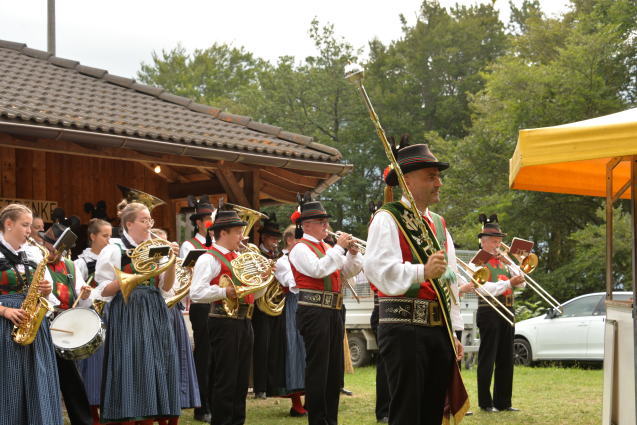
<box><xmin>413</xmin><ymin>299</ymin><xmax>428</xmax><ymax>325</ymax></box>
<box><xmin>323</xmin><ymin>292</ymin><xmax>334</xmax><ymax>308</ymax></box>
<box><xmin>335</xmin><ymin>294</ymin><xmax>343</xmax><ymax>310</ymax></box>
<box><xmin>429</xmin><ymin>302</ymin><xmax>442</xmax><ymax>326</ymax></box>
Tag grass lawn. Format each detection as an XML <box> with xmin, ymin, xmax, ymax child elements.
<box><xmin>166</xmin><ymin>364</ymin><xmax>602</xmax><ymax>425</ymax></box>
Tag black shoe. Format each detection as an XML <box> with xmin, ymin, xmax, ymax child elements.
<box><xmin>340</xmin><ymin>388</ymin><xmax>353</xmax><ymax>396</ymax></box>
<box><xmin>289</xmin><ymin>407</ymin><xmax>307</xmax><ymax>417</ymax></box>
<box><xmin>377</xmin><ymin>417</ymin><xmax>389</xmax><ymax>423</ymax></box>
<box><xmin>193</xmin><ymin>411</ymin><xmax>212</xmax><ymax>422</ymax></box>
<box><xmin>254</xmin><ymin>392</ymin><xmax>267</xmax><ymax>399</ymax></box>
<box><xmin>501</xmin><ymin>407</ymin><xmax>520</xmax><ymax>412</ymax></box>
<box><xmin>480</xmin><ymin>407</ymin><xmax>499</xmax><ymax>413</ymax></box>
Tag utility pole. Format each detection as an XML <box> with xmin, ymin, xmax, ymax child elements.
<box><xmin>47</xmin><ymin>0</ymin><xmax>55</xmax><ymax>55</ymax></box>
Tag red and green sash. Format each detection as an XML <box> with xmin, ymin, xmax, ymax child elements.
<box><xmin>188</xmin><ymin>236</ymin><xmax>207</xmax><ymax>250</ymax></box>
<box><xmin>207</xmin><ymin>248</ymin><xmax>254</xmax><ymax>304</ymax></box>
<box><xmin>48</xmin><ymin>258</ymin><xmax>77</xmax><ymax>310</ymax></box>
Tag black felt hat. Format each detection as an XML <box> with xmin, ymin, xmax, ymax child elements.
<box><xmin>187</xmin><ymin>195</ymin><xmax>215</xmax><ymax>223</ymax></box>
<box><xmin>294</xmin><ymin>192</ymin><xmax>331</xmax><ymax>239</ymax></box>
<box><xmin>261</xmin><ymin>213</ymin><xmax>282</xmax><ymax>237</ymax></box>
<box><xmin>210</xmin><ymin>210</ymin><xmax>247</xmax><ymax>230</ymax></box>
<box><xmin>477</xmin><ymin>214</ymin><xmax>507</xmax><ymax>238</ymax></box>
<box><xmin>383</xmin><ymin>136</ymin><xmax>449</xmax><ymax>187</ymax></box>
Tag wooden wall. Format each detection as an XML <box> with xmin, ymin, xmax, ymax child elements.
<box><xmin>0</xmin><ymin>147</ymin><xmax>177</xmax><ymax>241</ymax></box>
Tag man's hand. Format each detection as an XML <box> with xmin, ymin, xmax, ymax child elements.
<box><xmin>348</xmin><ymin>243</ymin><xmax>360</xmax><ymax>255</ymax></box>
<box><xmin>459</xmin><ymin>281</ymin><xmax>475</xmax><ymax>294</ymax></box>
<box><xmin>423</xmin><ymin>251</ymin><xmax>447</xmax><ymax>281</ymax></box>
<box><xmin>455</xmin><ymin>337</ymin><xmax>464</xmax><ymax>361</ymax></box>
<box><xmin>169</xmin><ymin>242</ymin><xmax>179</xmax><ymax>256</ymax></box>
<box><xmin>510</xmin><ymin>275</ymin><xmax>525</xmax><ymax>287</ymax></box>
<box><xmin>38</xmin><ymin>280</ymin><xmax>52</xmax><ymax>297</ymax></box>
<box><xmin>336</xmin><ymin>232</ymin><xmax>352</xmax><ymax>249</ymax></box>
<box><xmin>226</xmin><ymin>285</ymin><xmax>238</xmax><ymax>299</ymax></box>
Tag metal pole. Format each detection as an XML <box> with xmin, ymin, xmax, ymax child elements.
<box><xmin>606</xmin><ymin>159</ymin><xmax>614</xmax><ymax>298</ymax></box>
<box><xmin>631</xmin><ymin>156</ymin><xmax>637</xmax><ymax>420</ymax></box>
<box><xmin>47</xmin><ymin>0</ymin><xmax>55</xmax><ymax>55</ymax></box>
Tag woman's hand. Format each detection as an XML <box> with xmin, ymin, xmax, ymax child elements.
<box><xmin>2</xmin><ymin>307</ymin><xmax>27</xmax><ymax>326</ymax></box>
<box><xmin>79</xmin><ymin>285</ymin><xmax>92</xmax><ymax>300</ymax></box>
<box><xmin>38</xmin><ymin>280</ymin><xmax>52</xmax><ymax>297</ymax></box>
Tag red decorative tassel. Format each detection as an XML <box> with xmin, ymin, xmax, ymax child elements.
<box><xmin>290</xmin><ymin>210</ymin><xmax>301</xmax><ymax>224</ymax></box>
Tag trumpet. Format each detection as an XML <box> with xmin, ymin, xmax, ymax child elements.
<box><xmin>326</xmin><ymin>230</ymin><xmax>366</xmax><ymax>254</ymax></box>
<box><xmin>497</xmin><ymin>243</ymin><xmax>562</xmax><ymax>312</ymax></box>
<box><xmin>456</xmin><ymin>258</ymin><xmax>515</xmax><ymax>326</ymax></box>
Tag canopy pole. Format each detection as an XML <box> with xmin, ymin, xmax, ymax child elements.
<box><xmin>631</xmin><ymin>156</ymin><xmax>637</xmax><ymax>419</ymax></box>
<box><xmin>606</xmin><ymin>159</ymin><xmax>617</xmax><ymax>298</ymax></box>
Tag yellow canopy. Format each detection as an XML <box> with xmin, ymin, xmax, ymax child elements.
<box><xmin>509</xmin><ymin>108</ymin><xmax>637</xmax><ymax>198</ymax></box>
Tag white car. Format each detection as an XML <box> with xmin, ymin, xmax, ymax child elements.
<box><xmin>513</xmin><ymin>291</ymin><xmax>632</xmax><ymax>365</ymax></box>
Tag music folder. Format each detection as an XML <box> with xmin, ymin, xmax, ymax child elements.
<box><xmin>470</xmin><ymin>249</ymin><xmax>494</xmax><ymax>266</ymax></box>
<box><xmin>509</xmin><ymin>237</ymin><xmax>534</xmax><ymax>257</ymax></box>
<box><xmin>182</xmin><ymin>249</ymin><xmax>206</xmax><ymax>267</ymax></box>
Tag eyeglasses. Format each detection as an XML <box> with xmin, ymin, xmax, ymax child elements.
<box><xmin>305</xmin><ymin>219</ymin><xmax>329</xmax><ymax>226</ymax></box>
<box><xmin>137</xmin><ymin>218</ymin><xmax>155</xmax><ymax>226</ymax></box>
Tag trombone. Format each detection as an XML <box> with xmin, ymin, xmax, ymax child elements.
<box><xmin>456</xmin><ymin>258</ymin><xmax>515</xmax><ymax>326</ymax></box>
<box><xmin>497</xmin><ymin>243</ymin><xmax>562</xmax><ymax>313</ymax></box>
<box><xmin>326</xmin><ymin>230</ymin><xmax>362</xmax><ymax>303</ymax></box>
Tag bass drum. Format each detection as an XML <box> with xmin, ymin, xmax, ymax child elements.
<box><xmin>50</xmin><ymin>307</ymin><xmax>105</xmax><ymax>360</ymax></box>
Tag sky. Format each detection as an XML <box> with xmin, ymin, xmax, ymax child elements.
<box><xmin>0</xmin><ymin>0</ymin><xmax>572</xmax><ymax>79</ymax></box>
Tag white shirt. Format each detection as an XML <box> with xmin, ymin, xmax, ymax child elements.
<box><xmin>288</xmin><ymin>233</ymin><xmax>363</xmax><ymax>283</ymax></box>
<box><xmin>364</xmin><ymin>198</ymin><xmax>462</xmax><ymax>331</ymax></box>
<box><xmin>74</xmin><ymin>247</ymin><xmax>99</xmax><ymax>281</ymax></box>
<box><xmin>179</xmin><ymin>233</ymin><xmax>208</xmax><ymax>259</ymax></box>
<box><xmin>474</xmin><ymin>256</ymin><xmax>524</xmax><ymax>298</ymax></box>
<box><xmin>94</xmin><ymin>230</ymin><xmax>172</xmax><ymax>302</ymax></box>
<box><xmin>0</xmin><ymin>232</ymin><xmax>59</xmax><ymax>307</ymax></box>
<box><xmin>189</xmin><ymin>243</ymin><xmax>268</xmax><ymax>303</ymax></box>
<box><xmin>275</xmin><ymin>249</ymin><xmax>298</xmax><ymax>294</ymax></box>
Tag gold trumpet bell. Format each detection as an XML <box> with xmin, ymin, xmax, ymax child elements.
<box><xmin>472</xmin><ymin>266</ymin><xmax>491</xmax><ymax>284</ymax></box>
<box><xmin>256</xmin><ymin>280</ymin><xmax>286</xmax><ymax>317</ymax></box>
<box><xmin>114</xmin><ymin>267</ymin><xmax>150</xmax><ymax>303</ymax></box>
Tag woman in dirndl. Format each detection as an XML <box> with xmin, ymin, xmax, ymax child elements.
<box><xmin>94</xmin><ymin>200</ymin><xmax>180</xmax><ymax>425</ymax></box>
<box><xmin>74</xmin><ymin>218</ymin><xmax>112</xmax><ymax>424</ymax></box>
<box><xmin>0</xmin><ymin>203</ymin><xmax>63</xmax><ymax>425</ymax></box>
<box><xmin>152</xmin><ymin>228</ymin><xmax>201</xmax><ymax>412</ymax></box>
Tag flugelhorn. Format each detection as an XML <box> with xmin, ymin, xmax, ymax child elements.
<box><xmin>497</xmin><ymin>242</ymin><xmax>561</xmax><ymax>312</ymax></box>
<box><xmin>327</xmin><ymin>230</ymin><xmax>366</xmax><ymax>255</ymax></box>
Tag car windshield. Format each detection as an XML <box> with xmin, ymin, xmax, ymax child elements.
<box><xmin>559</xmin><ymin>294</ymin><xmax>604</xmax><ymax>318</ymax></box>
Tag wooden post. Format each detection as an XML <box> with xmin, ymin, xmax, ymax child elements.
<box><xmin>0</xmin><ymin>147</ymin><xmax>16</xmax><ymax>198</ymax></box>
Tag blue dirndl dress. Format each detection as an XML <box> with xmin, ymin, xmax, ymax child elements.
<box><xmin>168</xmin><ymin>302</ymin><xmax>201</xmax><ymax>409</ymax></box>
<box><xmin>0</xmin><ymin>293</ymin><xmax>63</xmax><ymax>425</ymax></box>
<box><xmin>76</xmin><ymin>303</ymin><xmax>109</xmax><ymax>406</ymax></box>
<box><xmin>284</xmin><ymin>291</ymin><xmax>306</xmax><ymax>392</ymax></box>
<box><xmin>100</xmin><ymin>285</ymin><xmax>181</xmax><ymax>422</ymax></box>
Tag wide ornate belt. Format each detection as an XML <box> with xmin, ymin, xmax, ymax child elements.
<box><xmin>479</xmin><ymin>294</ymin><xmax>514</xmax><ymax>308</ymax></box>
<box><xmin>378</xmin><ymin>297</ymin><xmax>443</xmax><ymax>327</ymax></box>
<box><xmin>298</xmin><ymin>289</ymin><xmax>343</xmax><ymax>310</ymax></box>
<box><xmin>209</xmin><ymin>302</ymin><xmax>254</xmax><ymax>320</ymax></box>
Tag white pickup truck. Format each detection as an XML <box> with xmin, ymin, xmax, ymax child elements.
<box><xmin>344</xmin><ymin>250</ymin><xmax>480</xmax><ymax>368</ymax></box>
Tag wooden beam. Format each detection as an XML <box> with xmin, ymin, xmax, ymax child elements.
<box><xmin>260</xmin><ymin>181</ymin><xmax>297</xmax><ymax>203</ymax></box>
<box><xmin>0</xmin><ymin>147</ymin><xmax>16</xmax><ymax>197</ymax></box>
<box><xmin>261</xmin><ymin>171</ymin><xmax>317</xmax><ymax>195</ymax></box>
<box><xmin>262</xmin><ymin>167</ymin><xmax>319</xmax><ymax>188</ymax></box>
<box><xmin>138</xmin><ymin>162</ymin><xmax>189</xmax><ymax>183</ymax></box>
<box><xmin>168</xmin><ymin>179</ymin><xmax>225</xmax><ymax>199</ymax></box>
<box><xmin>0</xmin><ymin>133</ymin><xmax>254</xmax><ymax>172</ymax></box>
<box><xmin>215</xmin><ymin>168</ymin><xmax>250</xmax><ymax>207</ymax></box>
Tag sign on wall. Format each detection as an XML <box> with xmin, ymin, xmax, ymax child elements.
<box><xmin>0</xmin><ymin>198</ymin><xmax>58</xmax><ymax>222</ymax></box>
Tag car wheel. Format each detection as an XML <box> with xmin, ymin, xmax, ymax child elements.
<box><xmin>348</xmin><ymin>333</ymin><xmax>371</xmax><ymax>368</ymax></box>
<box><xmin>513</xmin><ymin>338</ymin><xmax>532</xmax><ymax>366</ymax></box>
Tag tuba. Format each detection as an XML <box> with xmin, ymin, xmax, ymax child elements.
<box><xmin>12</xmin><ymin>238</ymin><xmax>55</xmax><ymax>345</ymax></box>
<box><xmin>115</xmin><ymin>238</ymin><xmax>176</xmax><ymax>303</ymax></box>
<box><xmin>218</xmin><ymin>202</ymin><xmax>276</xmax><ymax>316</ymax></box>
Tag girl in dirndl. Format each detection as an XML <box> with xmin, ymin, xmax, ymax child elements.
<box><xmin>0</xmin><ymin>203</ymin><xmax>63</xmax><ymax>425</ymax></box>
<box><xmin>75</xmin><ymin>218</ymin><xmax>112</xmax><ymax>425</ymax></box>
<box><xmin>94</xmin><ymin>201</ymin><xmax>180</xmax><ymax>425</ymax></box>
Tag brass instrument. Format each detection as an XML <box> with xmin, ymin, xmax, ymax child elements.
<box><xmin>218</xmin><ymin>202</ymin><xmax>275</xmax><ymax>316</ymax></box>
<box><xmin>11</xmin><ymin>237</ymin><xmax>55</xmax><ymax>345</ymax></box>
<box><xmin>115</xmin><ymin>237</ymin><xmax>176</xmax><ymax>303</ymax></box>
<box><xmin>327</xmin><ymin>230</ymin><xmax>366</xmax><ymax>255</ymax></box>
<box><xmin>456</xmin><ymin>258</ymin><xmax>515</xmax><ymax>326</ymax></box>
<box><xmin>255</xmin><ymin>278</ymin><xmax>286</xmax><ymax>316</ymax></box>
<box><xmin>165</xmin><ymin>257</ymin><xmax>193</xmax><ymax>309</ymax></box>
<box><xmin>497</xmin><ymin>242</ymin><xmax>562</xmax><ymax>312</ymax></box>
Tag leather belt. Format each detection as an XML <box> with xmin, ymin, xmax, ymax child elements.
<box><xmin>479</xmin><ymin>294</ymin><xmax>514</xmax><ymax>308</ymax></box>
<box><xmin>209</xmin><ymin>302</ymin><xmax>254</xmax><ymax>320</ymax></box>
<box><xmin>379</xmin><ymin>297</ymin><xmax>443</xmax><ymax>327</ymax></box>
<box><xmin>298</xmin><ymin>289</ymin><xmax>343</xmax><ymax>310</ymax></box>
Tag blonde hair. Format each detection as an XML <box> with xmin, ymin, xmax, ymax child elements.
<box><xmin>0</xmin><ymin>203</ymin><xmax>32</xmax><ymax>232</ymax></box>
<box><xmin>117</xmin><ymin>200</ymin><xmax>148</xmax><ymax>231</ymax></box>
<box><xmin>282</xmin><ymin>224</ymin><xmax>296</xmax><ymax>248</ymax></box>
<box><xmin>87</xmin><ymin>218</ymin><xmax>111</xmax><ymax>246</ymax></box>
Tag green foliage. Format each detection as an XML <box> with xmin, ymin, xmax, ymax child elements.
<box><xmin>136</xmin><ymin>0</ymin><xmax>637</xmax><ymax>303</ymax></box>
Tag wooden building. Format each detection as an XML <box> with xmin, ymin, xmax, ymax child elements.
<box><xmin>0</xmin><ymin>39</ymin><xmax>352</xmax><ymax>243</ymax></box>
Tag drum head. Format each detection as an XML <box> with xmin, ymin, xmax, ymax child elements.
<box><xmin>51</xmin><ymin>308</ymin><xmax>103</xmax><ymax>349</ymax></box>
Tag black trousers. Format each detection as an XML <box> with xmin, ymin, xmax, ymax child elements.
<box><xmin>370</xmin><ymin>304</ymin><xmax>390</xmax><ymax>420</ymax></box>
<box><xmin>252</xmin><ymin>307</ymin><xmax>286</xmax><ymax>395</ymax></box>
<box><xmin>208</xmin><ymin>316</ymin><xmax>253</xmax><ymax>425</ymax></box>
<box><xmin>190</xmin><ymin>302</ymin><xmax>211</xmax><ymax>415</ymax></box>
<box><xmin>56</xmin><ymin>354</ymin><xmax>92</xmax><ymax>425</ymax></box>
<box><xmin>378</xmin><ymin>323</ymin><xmax>454</xmax><ymax>425</ymax></box>
<box><xmin>296</xmin><ymin>305</ymin><xmax>344</xmax><ymax>425</ymax></box>
<box><xmin>476</xmin><ymin>306</ymin><xmax>514</xmax><ymax>410</ymax></box>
